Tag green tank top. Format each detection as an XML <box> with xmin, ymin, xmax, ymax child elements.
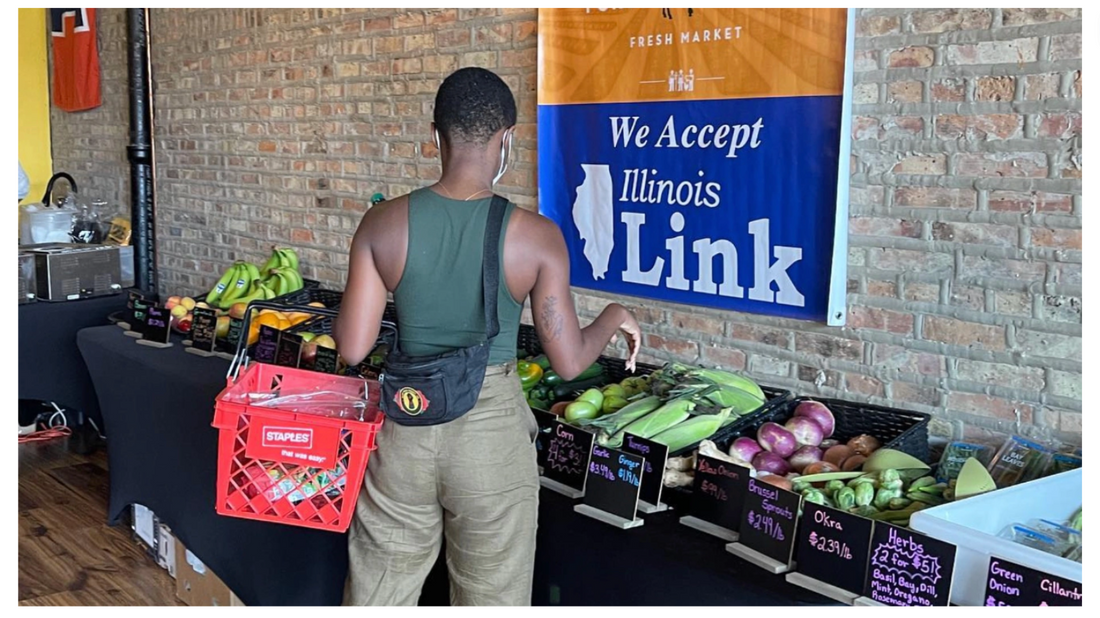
<box><xmin>392</xmin><ymin>188</ymin><xmax>523</xmax><ymax>365</ymax></box>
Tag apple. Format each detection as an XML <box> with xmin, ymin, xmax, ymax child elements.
<box><xmin>229</xmin><ymin>302</ymin><xmax>248</xmax><ymax>320</ymax></box>
<box><xmin>195</xmin><ymin>301</ymin><xmax>210</xmax><ymax>310</ymax></box>
<box><xmin>171</xmin><ymin>304</ymin><xmax>190</xmax><ymax>319</ymax></box>
<box><xmin>166</xmin><ymin>295</ymin><xmax>182</xmax><ymax>310</ymax></box>
<box><xmin>181</xmin><ymin>297</ymin><xmax>197</xmax><ymax>311</ymax></box>
<box><xmin>299</xmin><ymin>332</ymin><xmax>316</xmax><ymax>343</ymax></box>
<box><xmin>314</xmin><ymin>334</ymin><xmax>336</xmax><ymax>350</ymax></box>
<box><xmin>301</xmin><ymin>342</ymin><xmax>318</xmax><ymax>365</ymax></box>
<box><xmin>215</xmin><ymin>316</ymin><xmax>231</xmax><ymax>339</ymax></box>
<box><xmin>177</xmin><ymin>318</ymin><xmax>192</xmax><ymax>334</ymax></box>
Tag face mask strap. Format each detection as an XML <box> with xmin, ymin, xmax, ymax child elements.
<box><xmin>492</xmin><ymin>130</ymin><xmax>513</xmax><ymax>186</ymax></box>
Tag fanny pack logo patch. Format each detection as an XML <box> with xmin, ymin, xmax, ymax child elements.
<box><xmin>395</xmin><ymin>387</ymin><xmax>430</xmax><ymax>416</ymax></box>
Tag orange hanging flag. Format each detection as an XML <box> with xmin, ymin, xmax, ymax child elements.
<box><xmin>50</xmin><ymin>8</ymin><xmax>101</xmax><ymax>112</ymax></box>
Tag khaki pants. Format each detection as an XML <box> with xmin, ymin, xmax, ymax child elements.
<box><xmin>344</xmin><ymin>363</ymin><xmax>540</xmax><ymax>606</ymax></box>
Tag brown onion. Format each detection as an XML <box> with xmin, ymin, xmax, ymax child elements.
<box><xmin>841</xmin><ymin>454</ymin><xmax>867</xmax><ymax>471</ymax></box>
<box><xmin>823</xmin><ymin>444</ymin><xmax>855</xmax><ymax>467</ymax></box>
<box><xmin>847</xmin><ymin>434</ymin><xmax>882</xmax><ymax>456</ymax></box>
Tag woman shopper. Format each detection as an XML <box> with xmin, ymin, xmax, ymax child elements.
<box><xmin>334</xmin><ymin>67</ymin><xmax>641</xmax><ymax>606</ymax></box>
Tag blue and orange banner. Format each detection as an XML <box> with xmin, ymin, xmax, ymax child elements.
<box><xmin>538</xmin><ymin>8</ymin><xmax>853</xmax><ymax>323</ymax></box>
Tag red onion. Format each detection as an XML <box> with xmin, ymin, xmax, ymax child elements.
<box><xmin>752</xmin><ymin>451</ymin><xmax>792</xmax><ymax>476</ymax></box>
<box><xmin>788</xmin><ymin>445</ymin><xmax>824</xmax><ymax>473</ymax></box>
<box><xmin>729</xmin><ymin>437</ymin><xmax>763</xmax><ymax>463</ymax></box>
<box><xmin>785</xmin><ymin>416</ymin><xmax>825</xmax><ymax>447</ymax></box>
<box><xmin>757</xmin><ymin>422</ymin><xmax>798</xmax><ymax>459</ymax></box>
<box><xmin>794</xmin><ymin>400</ymin><xmax>836</xmax><ymax>438</ymax></box>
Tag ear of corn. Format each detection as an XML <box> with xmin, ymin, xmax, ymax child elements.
<box><xmin>649</xmin><ymin>409</ymin><xmax>730</xmax><ymax>452</ymax></box>
<box><xmin>617</xmin><ymin>398</ymin><xmax>694</xmax><ymax>440</ymax></box>
<box><xmin>684</xmin><ymin>368</ymin><xmax>766</xmax><ymax>400</ymax></box>
<box><xmin>582</xmin><ymin>395</ymin><xmax>662</xmax><ymax>433</ymax></box>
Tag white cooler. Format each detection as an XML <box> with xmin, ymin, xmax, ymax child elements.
<box><xmin>909</xmin><ymin>469</ymin><xmax>1081</xmax><ymax>606</ymax></box>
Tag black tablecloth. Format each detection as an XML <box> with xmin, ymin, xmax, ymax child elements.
<box><xmin>19</xmin><ymin>293</ymin><xmax>131</xmax><ymax>428</ymax></box>
<box><xmin>77</xmin><ymin>325</ymin><xmax>832</xmax><ymax>606</ymax></box>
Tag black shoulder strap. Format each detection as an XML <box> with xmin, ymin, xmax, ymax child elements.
<box><xmin>482</xmin><ymin>195</ymin><xmax>507</xmax><ymax>341</ymax></box>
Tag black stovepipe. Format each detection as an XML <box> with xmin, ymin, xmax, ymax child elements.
<box><xmin>127</xmin><ymin>8</ymin><xmax>155</xmax><ymax>292</ymax></box>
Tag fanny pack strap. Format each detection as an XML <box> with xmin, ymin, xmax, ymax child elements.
<box><xmin>482</xmin><ymin>195</ymin><xmax>506</xmax><ymax>342</ymax></box>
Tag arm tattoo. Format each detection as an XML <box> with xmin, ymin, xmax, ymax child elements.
<box><xmin>540</xmin><ymin>295</ymin><xmax>564</xmax><ymax>342</ymax></box>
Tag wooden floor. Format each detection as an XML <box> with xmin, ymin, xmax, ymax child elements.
<box><xmin>18</xmin><ymin>439</ymin><xmax>183</xmax><ymax>606</ymax></box>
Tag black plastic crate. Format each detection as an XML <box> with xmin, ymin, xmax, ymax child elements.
<box><xmin>269</xmin><ymin>283</ymin><xmax>342</xmax><ymax>310</ymax></box>
<box><xmin>711</xmin><ymin>395</ymin><xmax>932</xmax><ymax>464</ymax></box>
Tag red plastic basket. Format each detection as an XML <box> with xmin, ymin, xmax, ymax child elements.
<box><xmin>211</xmin><ymin>301</ymin><xmax>385</xmax><ymax>532</ymax></box>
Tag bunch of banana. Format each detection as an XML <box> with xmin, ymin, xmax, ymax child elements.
<box><xmin>260</xmin><ymin>246</ymin><xmax>300</xmax><ymax>276</ymax></box>
<box><xmin>207</xmin><ymin>261</ymin><xmax>262</xmax><ymax>309</ymax></box>
<box><xmin>263</xmin><ymin>267</ymin><xmax>304</xmax><ymax>296</ymax></box>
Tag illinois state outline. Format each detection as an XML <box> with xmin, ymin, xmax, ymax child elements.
<box><xmin>572</xmin><ymin>163</ymin><xmax>615</xmax><ymax>280</ymax></box>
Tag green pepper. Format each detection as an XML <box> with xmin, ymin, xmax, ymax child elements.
<box><xmin>518</xmin><ymin>361</ymin><xmax>544</xmax><ymax>392</ymax></box>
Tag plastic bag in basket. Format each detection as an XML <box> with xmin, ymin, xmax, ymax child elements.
<box><xmin>249</xmin><ymin>389</ymin><xmax>371</xmax><ymax>421</ymax></box>
<box><xmin>239</xmin><ymin>461</ymin><xmax>348</xmax><ymax>504</ymax></box>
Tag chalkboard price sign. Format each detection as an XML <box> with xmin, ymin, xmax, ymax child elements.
<box><xmin>580</xmin><ymin>445</ymin><xmax>643</xmax><ymax>524</ymax></box>
<box><xmin>254</xmin><ymin>325</ymin><xmax>280</xmax><ymax>364</ymax></box>
<box><xmin>125</xmin><ymin>290</ymin><xmax>144</xmax><ymax>328</ymax></box>
<box><xmin>737</xmin><ymin>478</ymin><xmax>802</xmax><ymax>567</ymax></box>
<box><xmin>863</xmin><ymin>522</ymin><xmax>956</xmax><ymax>606</ymax></box>
<box><xmin>542</xmin><ymin>420</ymin><xmax>594</xmax><ymax>494</ymax></box>
<box><xmin>531</xmin><ymin>409</ymin><xmax>557</xmax><ymax>470</ymax></box>
<box><xmin>190</xmin><ymin>308</ymin><xmax>218</xmax><ymax>352</ymax></box>
<box><xmin>688</xmin><ymin>455</ymin><xmax>750</xmax><ymax>532</ymax></box>
<box><xmin>131</xmin><ymin>298</ymin><xmax>150</xmax><ymax>336</ymax></box>
<box><xmin>226</xmin><ymin>317</ymin><xmax>244</xmax><ymax>350</ymax></box>
<box><xmin>796</xmin><ymin>503</ymin><xmax>874</xmax><ymax>594</ymax></box>
<box><xmin>143</xmin><ymin>305</ymin><xmax>171</xmax><ymax>344</ymax></box>
<box><xmin>313</xmin><ymin>346</ymin><xmax>340</xmax><ymax>375</ymax></box>
<box><xmin>620</xmin><ymin>434</ymin><xmax>668</xmax><ymax>510</ymax></box>
<box><xmin>275</xmin><ymin>332</ymin><xmax>303</xmax><ymax>368</ymax></box>
<box><xmin>984</xmin><ymin>556</ymin><xmax>1081</xmax><ymax>606</ymax></box>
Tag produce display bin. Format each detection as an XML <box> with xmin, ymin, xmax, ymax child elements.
<box><xmin>910</xmin><ymin>469</ymin><xmax>1082</xmax><ymax>606</ymax></box>
<box><xmin>281</xmin><ymin>301</ymin><xmax>399</xmax><ymax>379</ymax></box>
<box><xmin>712</xmin><ymin>395</ymin><xmax>932</xmax><ymax>464</ymax></box>
<box><xmin>212</xmin><ymin>301</ymin><xmax>388</xmax><ymax>532</ymax></box>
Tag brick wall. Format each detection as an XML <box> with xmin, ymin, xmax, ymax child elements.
<box><xmin>49</xmin><ymin>9</ymin><xmax>1082</xmax><ymax>441</ymax></box>
<box><xmin>48</xmin><ymin>9</ymin><xmax>131</xmax><ymax>210</ymax></box>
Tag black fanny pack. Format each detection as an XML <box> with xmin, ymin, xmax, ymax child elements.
<box><xmin>379</xmin><ymin>195</ymin><xmax>507</xmax><ymax>427</ymax></box>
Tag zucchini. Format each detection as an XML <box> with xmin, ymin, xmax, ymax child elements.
<box><xmin>552</xmin><ymin>376</ymin><xmax>607</xmax><ymax>400</ymax></box>
<box><xmin>543</xmin><ymin>362</ymin><xmax>603</xmax><ymax>386</ymax></box>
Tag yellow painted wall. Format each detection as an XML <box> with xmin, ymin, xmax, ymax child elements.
<box><xmin>19</xmin><ymin>8</ymin><xmax>52</xmax><ymax>203</ymax></box>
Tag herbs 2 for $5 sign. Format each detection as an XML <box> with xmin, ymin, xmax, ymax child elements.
<box><xmin>538</xmin><ymin>8</ymin><xmax>852</xmax><ymax>322</ymax></box>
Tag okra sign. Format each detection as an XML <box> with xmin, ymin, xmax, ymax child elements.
<box><xmin>538</xmin><ymin>9</ymin><xmax>854</xmax><ymax>324</ymax></box>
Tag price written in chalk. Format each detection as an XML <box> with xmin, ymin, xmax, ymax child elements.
<box><xmin>581</xmin><ymin>445</ymin><xmax>644</xmax><ymax>522</ymax></box>
<box><xmin>746</xmin><ymin>510</ymin><xmax>786</xmax><ymax>542</ymax></box>
<box><xmin>808</xmin><ymin>531</ymin><xmax>852</xmax><ymax>559</ymax></box>
<box><xmin>689</xmin><ymin>455</ymin><xmax>749</xmax><ymax>532</ymax></box>
<box><xmin>543</xmin><ymin>421</ymin><xmax>594</xmax><ymax>492</ymax></box>
<box><xmin>797</xmin><ymin>503</ymin><xmax>874</xmax><ymax>594</ymax></box>
<box><xmin>738</xmin><ymin>477</ymin><xmax>802</xmax><ymax>565</ymax></box>
<box><xmin>864</xmin><ymin>522</ymin><xmax>956</xmax><ymax>606</ymax></box>
<box><xmin>589</xmin><ymin>460</ymin><xmax>615</xmax><ymax>482</ymax></box>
